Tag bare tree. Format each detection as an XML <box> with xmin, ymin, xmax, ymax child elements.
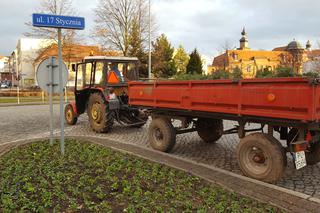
<box><xmin>219</xmin><ymin>39</ymin><xmax>234</xmax><ymax>54</ymax></box>
<box><xmin>94</xmin><ymin>0</ymin><xmax>156</xmax><ymax>56</ymax></box>
<box><xmin>24</xmin><ymin>0</ymin><xmax>78</xmax><ymax>44</ymax></box>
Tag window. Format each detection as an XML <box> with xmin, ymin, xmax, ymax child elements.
<box><xmin>247</xmin><ymin>66</ymin><xmax>251</xmax><ymax>72</ymax></box>
<box><xmin>85</xmin><ymin>63</ymin><xmax>92</xmax><ymax>86</ymax></box>
<box><xmin>76</xmin><ymin>64</ymin><xmax>84</xmax><ymax>90</ymax></box>
<box><xmin>94</xmin><ymin>62</ymin><xmax>105</xmax><ymax>85</ymax></box>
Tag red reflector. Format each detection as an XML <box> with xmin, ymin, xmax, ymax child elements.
<box><xmin>305</xmin><ymin>131</ymin><xmax>312</xmax><ymax>142</ymax></box>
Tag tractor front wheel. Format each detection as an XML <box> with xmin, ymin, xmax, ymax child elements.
<box><xmin>87</xmin><ymin>93</ymin><xmax>114</xmax><ymax>133</ymax></box>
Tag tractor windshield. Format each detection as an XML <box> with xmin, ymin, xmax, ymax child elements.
<box><xmin>107</xmin><ymin>62</ymin><xmax>138</xmax><ymax>82</ymax></box>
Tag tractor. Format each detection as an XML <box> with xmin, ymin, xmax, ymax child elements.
<box><xmin>64</xmin><ymin>56</ymin><xmax>148</xmax><ymax>133</ymax></box>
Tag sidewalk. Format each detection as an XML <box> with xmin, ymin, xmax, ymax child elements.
<box><xmin>1</xmin><ymin>135</ymin><xmax>319</xmax><ymax>212</ymax></box>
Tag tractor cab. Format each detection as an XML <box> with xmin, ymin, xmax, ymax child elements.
<box><xmin>65</xmin><ymin>56</ymin><xmax>147</xmax><ymax>132</ymax></box>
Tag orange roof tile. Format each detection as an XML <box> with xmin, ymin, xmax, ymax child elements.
<box><xmin>212</xmin><ymin>52</ymin><xmax>228</xmax><ymax>66</ymax></box>
<box><xmin>35</xmin><ymin>44</ymin><xmax>121</xmax><ymax>64</ymax></box>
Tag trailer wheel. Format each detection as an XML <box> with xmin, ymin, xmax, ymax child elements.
<box><xmin>65</xmin><ymin>104</ymin><xmax>77</xmax><ymax>125</ymax></box>
<box><xmin>196</xmin><ymin>118</ymin><xmax>223</xmax><ymax>143</ymax></box>
<box><xmin>87</xmin><ymin>93</ymin><xmax>114</xmax><ymax>133</ymax></box>
<box><xmin>305</xmin><ymin>142</ymin><xmax>320</xmax><ymax>165</ymax></box>
<box><xmin>236</xmin><ymin>133</ymin><xmax>286</xmax><ymax>183</ymax></box>
<box><xmin>149</xmin><ymin>118</ymin><xmax>176</xmax><ymax>152</ymax></box>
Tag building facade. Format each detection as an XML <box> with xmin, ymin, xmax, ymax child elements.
<box><xmin>9</xmin><ymin>38</ymin><xmax>120</xmax><ymax>88</ymax></box>
<box><xmin>0</xmin><ymin>56</ymin><xmax>11</xmax><ymax>82</ymax></box>
<box><xmin>10</xmin><ymin>38</ymin><xmax>54</xmax><ymax>88</ymax></box>
<box><xmin>209</xmin><ymin>28</ymin><xmax>320</xmax><ymax>78</ymax></box>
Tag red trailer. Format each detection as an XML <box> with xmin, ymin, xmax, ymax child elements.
<box><xmin>128</xmin><ymin>77</ymin><xmax>320</xmax><ymax>182</ymax></box>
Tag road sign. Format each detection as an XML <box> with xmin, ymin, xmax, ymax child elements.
<box><xmin>32</xmin><ymin>13</ymin><xmax>85</xmax><ymax>155</ymax></box>
<box><xmin>36</xmin><ymin>57</ymin><xmax>68</xmax><ymax>94</ymax></box>
<box><xmin>32</xmin><ymin>13</ymin><xmax>85</xmax><ymax>30</ymax></box>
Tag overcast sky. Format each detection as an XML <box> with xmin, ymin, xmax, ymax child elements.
<box><xmin>0</xmin><ymin>0</ymin><xmax>319</xmax><ymax>58</ymax></box>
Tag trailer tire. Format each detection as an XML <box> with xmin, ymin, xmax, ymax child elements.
<box><xmin>196</xmin><ymin>118</ymin><xmax>223</xmax><ymax>143</ymax></box>
<box><xmin>65</xmin><ymin>104</ymin><xmax>77</xmax><ymax>125</ymax></box>
<box><xmin>236</xmin><ymin>133</ymin><xmax>286</xmax><ymax>183</ymax></box>
<box><xmin>87</xmin><ymin>93</ymin><xmax>114</xmax><ymax>133</ymax></box>
<box><xmin>149</xmin><ymin>118</ymin><xmax>176</xmax><ymax>152</ymax></box>
<box><xmin>305</xmin><ymin>143</ymin><xmax>320</xmax><ymax>165</ymax></box>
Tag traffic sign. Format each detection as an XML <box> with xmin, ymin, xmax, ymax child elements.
<box><xmin>32</xmin><ymin>13</ymin><xmax>85</xmax><ymax>30</ymax></box>
<box><xmin>36</xmin><ymin>57</ymin><xmax>68</xmax><ymax>94</ymax></box>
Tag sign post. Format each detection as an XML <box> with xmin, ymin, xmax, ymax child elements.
<box><xmin>33</xmin><ymin>13</ymin><xmax>85</xmax><ymax>155</ymax></box>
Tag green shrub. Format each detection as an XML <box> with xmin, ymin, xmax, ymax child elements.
<box><xmin>275</xmin><ymin>67</ymin><xmax>300</xmax><ymax>77</ymax></box>
<box><xmin>210</xmin><ymin>70</ymin><xmax>231</xmax><ymax>80</ymax></box>
<box><xmin>255</xmin><ymin>69</ymin><xmax>274</xmax><ymax>78</ymax></box>
<box><xmin>303</xmin><ymin>72</ymin><xmax>320</xmax><ymax>78</ymax></box>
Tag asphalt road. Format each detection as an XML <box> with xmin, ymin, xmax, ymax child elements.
<box><xmin>2</xmin><ymin>104</ymin><xmax>320</xmax><ymax>198</ymax></box>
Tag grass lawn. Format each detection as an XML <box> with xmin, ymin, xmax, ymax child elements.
<box><xmin>0</xmin><ymin>140</ymin><xmax>284</xmax><ymax>212</ymax></box>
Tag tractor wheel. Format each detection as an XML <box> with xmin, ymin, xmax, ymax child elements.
<box><xmin>236</xmin><ymin>133</ymin><xmax>286</xmax><ymax>183</ymax></box>
<box><xmin>65</xmin><ymin>104</ymin><xmax>77</xmax><ymax>125</ymax></box>
<box><xmin>287</xmin><ymin>128</ymin><xmax>320</xmax><ymax>165</ymax></box>
<box><xmin>87</xmin><ymin>93</ymin><xmax>114</xmax><ymax>133</ymax></box>
<box><xmin>196</xmin><ymin>118</ymin><xmax>223</xmax><ymax>143</ymax></box>
<box><xmin>148</xmin><ymin>118</ymin><xmax>176</xmax><ymax>152</ymax></box>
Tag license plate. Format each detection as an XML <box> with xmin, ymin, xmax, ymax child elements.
<box><xmin>294</xmin><ymin>151</ymin><xmax>307</xmax><ymax>170</ymax></box>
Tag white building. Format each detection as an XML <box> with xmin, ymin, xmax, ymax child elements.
<box><xmin>0</xmin><ymin>56</ymin><xmax>9</xmax><ymax>73</ymax></box>
<box><xmin>11</xmin><ymin>38</ymin><xmax>54</xmax><ymax>88</ymax></box>
<box><xmin>0</xmin><ymin>56</ymin><xmax>11</xmax><ymax>82</ymax></box>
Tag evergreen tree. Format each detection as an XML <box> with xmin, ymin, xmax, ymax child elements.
<box><xmin>232</xmin><ymin>67</ymin><xmax>243</xmax><ymax>79</ymax></box>
<box><xmin>186</xmin><ymin>49</ymin><xmax>203</xmax><ymax>75</ymax></box>
<box><xmin>128</xmin><ymin>18</ymin><xmax>148</xmax><ymax>78</ymax></box>
<box><xmin>173</xmin><ymin>45</ymin><xmax>189</xmax><ymax>73</ymax></box>
<box><xmin>152</xmin><ymin>34</ymin><xmax>177</xmax><ymax>78</ymax></box>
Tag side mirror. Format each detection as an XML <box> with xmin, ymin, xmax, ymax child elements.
<box><xmin>71</xmin><ymin>64</ymin><xmax>76</xmax><ymax>72</ymax></box>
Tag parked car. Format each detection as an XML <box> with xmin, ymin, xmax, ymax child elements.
<box><xmin>0</xmin><ymin>81</ymin><xmax>9</xmax><ymax>88</ymax></box>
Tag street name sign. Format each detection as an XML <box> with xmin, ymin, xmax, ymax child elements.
<box><xmin>32</xmin><ymin>13</ymin><xmax>85</xmax><ymax>29</ymax></box>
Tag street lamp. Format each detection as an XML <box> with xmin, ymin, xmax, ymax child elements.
<box><xmin>148</xmin><ymin>0</ymin><xmax>152</xmax><ymax>79</ymax></box>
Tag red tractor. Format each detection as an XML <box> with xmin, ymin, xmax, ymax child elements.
<box><xmin>64</xmin><ymin>56</ymin><xmax>148</xmax><ymax>132</ymax></box>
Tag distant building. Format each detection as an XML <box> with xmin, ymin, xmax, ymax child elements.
<box><xmin>9</xmin><ymin>38</ymin><xmax>120</xmax><ymax>88</ymax></box>
<box><xmin>208</xmin><ymin>28</ymin><xmax>320</xmax><ymax>78</ymax></box>
<box><xmin>34</xmin><ymin>44</ymin><xmax>120</xmax><ymax>86</ymax></box>
<box><xmin>0</xmin><ymin>56</ymin><xmax>13</xmax><ymax>83</ymax></box>
<box><xmin>10</xmin><ymin>38</ymin><xmax>54</xmax><ymax>87</ymax></box>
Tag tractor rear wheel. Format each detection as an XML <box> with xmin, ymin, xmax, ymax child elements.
<box><xmin>148</xmin><ymin>118</ymin><xmax>176</xmax><ymax>152</ymax></box>
<box><xmin>87</xmin><ymin>93</ymin><xmax>114</xmax><ymax>133</ymax></box>
<box><xmin>65</xmin><ymin>104</ymin><xmax>77</xmax><ymax>125</ymax></box>
<box><xmin>236</xmin><ymin>133</ymin><xmax>286</xmax><ymax>183</ymax></box>
<box><xmin>196</xmin><ymin>118</ymin><xmax>223</xmax><ymax>143</ymax></box>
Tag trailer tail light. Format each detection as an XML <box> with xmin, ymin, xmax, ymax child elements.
<box><xmin>292</xmin><ymin>140</ymin><xmax>308</xmax><ymax>152</ymax></box>
<box><xmin>305</xmin><ymin>131</ymin><xmax>312</xmax><ymax>142</ymax></box>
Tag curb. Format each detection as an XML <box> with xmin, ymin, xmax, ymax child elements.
<box><xmin>0</xmin><ymin>102</ymin><xmax>63</xmax><ymax>107</ymax></box>
<box><xmin>1</xmin><ymin>136</ymin><xmax>320</xmax><ymax>212</ymax></box>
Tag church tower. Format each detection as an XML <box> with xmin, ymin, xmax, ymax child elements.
<box><xmin>306</xmin><ymin>40</ymin><xmax>312</xmax><ymax>51</ymax></box>
<box><xmin>239</xmin><ymin>27</ymin><xmax>250</xmax><ymax>50</ymax></box>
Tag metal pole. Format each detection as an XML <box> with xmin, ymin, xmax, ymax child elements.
<box><xmin>49</xmin><ymin>57</ymin><xmax>54</xmax><ymax>146</ymax></box>
<box><xmin>148</xmin><ymin>0</ymin><xmax>152</xmax><ymax>79</ymax></box>
<box><xmin>17</xmin><ymin>86</ymin><xmax>20</xmax><ymax>104</ymax></box>
<box><xmin>58</xmin><ymin>29</ymin><xmax>65</xmax><ymax>155</ymax></box>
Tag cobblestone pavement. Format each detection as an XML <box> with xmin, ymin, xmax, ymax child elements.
<box><xmin>2</xmin><ymin>105</ymin><xmax>320</xmax><ymax>198</ymax></box>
